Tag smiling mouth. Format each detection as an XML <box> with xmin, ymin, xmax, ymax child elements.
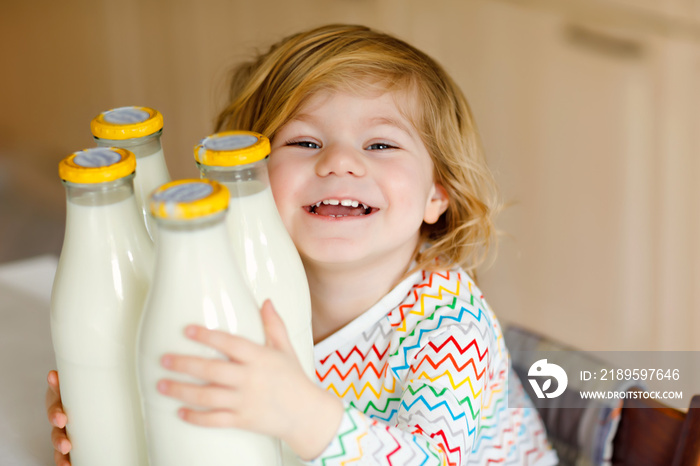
<box><xmin>304</xmin><ymin>198</ymin><xmax>379</xmax><ymax>217</ymax></box>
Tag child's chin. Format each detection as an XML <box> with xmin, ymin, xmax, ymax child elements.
<box><xmin>299</xmin><ymin>239</ymin><xmax>372</xmax><ymax>265</ymax></box>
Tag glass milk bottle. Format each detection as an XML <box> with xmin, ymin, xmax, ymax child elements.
<box><xmin>194</xmin><ymin>131</ymin><xmax>314</xmax><ymax>379</ymax></box>
<box><xmin>91</xmin><ymin>105</ymin><xmax>171</xmax><ymax>239</ymax></box>
<box><xmin>137</xmin><ymin>179</ymin><xmax>281</xmax><ymax>466</ymax></box>
<box><xmin>195</xmin><ymin>132</ymin><xmax>314</xmax><ymax>466</ymax></box>
<box><xmin>50</xmin><ymin>147</ymin><xmax>152</xmax><ymax>466</ymax></box>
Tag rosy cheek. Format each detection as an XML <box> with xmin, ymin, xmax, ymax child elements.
<box><xmin>267</xmin><ymin>161</ymin><xmax>286</xmax><ymax>201</ymax></box>
<box><xmin>388</xmin><ymin>175</ymin><xmax>429</xmax><ymax>223</ymax></box>
<box><xmin>268</xmin><ymin>179</ymin><xmax>287</xmax><ymax>214</ymax></box>
<box><xmin>267</xmin><ymin>165</ymin><xmax>297</xmax><ymax>225</ymax></box>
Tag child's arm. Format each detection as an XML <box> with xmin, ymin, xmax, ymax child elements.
<box><xmin>161</xmin><ymin>298</ymin><xmax>494</xmax><ymax>465</ymax></box>
<box><xmin>158</xmin><ymin>300</ymin><xmax>345</xmax><ymax>460</ymax></box>
<box><xmin>45</xmin><ymin>370</ymin><xmax>72</xmax><ymax>466</ymax></box>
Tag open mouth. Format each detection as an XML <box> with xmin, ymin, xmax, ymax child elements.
<box><xmin>304</xmin><ymin>198</ymin><xmax>379</xmax><ymax>218</ymax></box>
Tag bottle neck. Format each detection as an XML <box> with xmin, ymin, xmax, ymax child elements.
<box><xmin>196</xmin><ymin>158</ymin><xmax>269</xmax><ymax>197</ymax></box>
<box><xmin>94</xmin><ymin>130</ymin><xmax>163</xmax><ymax>158</ymax></box>
<box><xmin>61</xmin><ymin>174</ymin><xmax>152</xmax><ymax>251</ymax></box>
<box><xmin>153</xmin><ymin>212</ymin><xmax>231</xmax><ymax>270</ymax></box>
<box><xmin>155</xmin><ymin>211</ymin><xmax>227</xmax><ymax>232</ymax></box>
<box><xmin>63</xmin><ymin>175</ymin><xmax>135</xmax><ymax>207</ymax></box>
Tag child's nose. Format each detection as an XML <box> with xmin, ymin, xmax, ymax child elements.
<box><xmin>315</xmin><ymin>145</ymin><xmax>366</xmax><ymax>177</ymax></box>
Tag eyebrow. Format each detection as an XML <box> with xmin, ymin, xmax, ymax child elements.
<box><xmin>367</xmin><ymin>116</ymin><xmax>413</xmax><ymax>136</ymax></box>
<box><xmin>290</xmin><ymin>112</ymin><xmax>317</xmax><ymax>124</ymax></box>
<box><xmin>289</xmin><ymin>113</ymin><xmax>415</xmax><ymax>138</ymax></box>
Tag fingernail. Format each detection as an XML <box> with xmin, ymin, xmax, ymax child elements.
<box><xmin>161</xmin><ymin>355</ymin><xmax>172</xmax><ymax>368</ymax></box>
<box><xmin>59</xmin><ymin>439</ymin><xmax>70</xmax><ymax>454</ymax></box>
<box><xmin>185</xmin><ymin>325</ymin><xmax>197</xmax><ymax>337</ymax></box>
<box><xmin>178</xmin><ymin>408</ymin><xmax>187</xmax><ymax>419</ymax></box>
<box><xmin>157</xmin><ymin>380</ymin><xmax>168</xmax><ymax>393</ymax></box>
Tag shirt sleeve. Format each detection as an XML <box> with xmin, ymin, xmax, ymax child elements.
<box><xmin>305</xmin><ymin>300</ymin><xmax>489</xmax><ymax>465</ymax></box>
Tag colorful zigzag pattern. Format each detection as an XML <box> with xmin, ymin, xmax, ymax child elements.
<box><xmin>308</xmin><ymin>269</ymin><xmax>557</xmax><ymax>465</ymax></box>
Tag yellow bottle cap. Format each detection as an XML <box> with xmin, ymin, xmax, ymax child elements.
<box><xmin>91</xmin><ymin>106</ymin><xmax>164</xmax><ymax>140</ymax></box>
<box><xmin>194</xmin><ymin>131</ymin><xmax>270</xmax><ymax>167</ymax></box>
<box><xmin>59</xmin><ymin>147</ymin><xmax>136</xmax><ymax>184</ymax></box>
<box><xmin>149</xmin><ymin>179</ymin><xmax>229</xmax><ymax>220</ymax></box>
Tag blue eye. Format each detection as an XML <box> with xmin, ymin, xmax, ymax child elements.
<box><xmin>288</xmin><ymin>140</ymin><xmax>320</xmax><ymax>149</ymax></box>
<box><xmin>366</xmin><ymin>143</ymin><xmax>396</xmax><ymax>151</ymax></box>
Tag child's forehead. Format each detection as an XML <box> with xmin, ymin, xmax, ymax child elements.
<box><xmin>294</xmin><ymin>83</ymin><xmax>422</xmax><ymax>127</ymax></box>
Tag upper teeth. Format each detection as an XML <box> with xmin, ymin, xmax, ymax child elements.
<box><xmin>317</xmin><ymin>199</ymin><xmax>362</xmax><ymax>208</ymax></box>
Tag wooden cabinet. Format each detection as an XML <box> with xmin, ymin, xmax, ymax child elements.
<box><xmin>433</xmin><ymin>1</ymin><xmax>700</xmax><ymax>355</ymax></box>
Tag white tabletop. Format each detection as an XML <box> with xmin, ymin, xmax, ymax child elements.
<box><xmin>0</xmin><ymin>255</ymin><xmax>58</xmax><ymax>465</ymax></box>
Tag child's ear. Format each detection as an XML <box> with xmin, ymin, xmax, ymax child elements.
<box><xmin>423</xmin><ymin>183</ymin><xmax>449</xmax><ymax>224</ymax></box>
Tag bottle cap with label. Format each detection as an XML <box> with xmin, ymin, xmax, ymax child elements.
<box><xmin>194</xmin><ymin>131</ymin><xmax>270</xmax><ymax>167</ymax></box>
<box><xmin>91</xmin><ymin>106</ymin><xmax>164</xmax><ymax>140</ymax></box>
<box><xmin>59</xmin><ymin>147</ymin><xmax>136</xmax><ymax>184</ymax></box>
<box><xmin>149</xmin><ymin>179</ymin><xmax>229</xmax><ymax>220</ymax></box>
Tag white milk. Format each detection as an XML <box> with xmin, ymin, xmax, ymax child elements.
<box><xmin>196</xmin><ymin>131</ymin><xmax>314</xmax><ymax>466</ymax></box>
<box><xmin>195</xmin><ymin>132</ymin><xmax>314</xmax><ymax>381</ymax></box>
<box><xmin>51</xmin><ymin>150</ymin><xmax>153</xmax><ymax>466</ymax></box>
<box><xmin>223</xmin><ymin>183</ymin><xmax>314</xmax><ymax>466</ymax></box>
<box><xmin>93</xmin><ymin>106</ymin><xmax>172</xmax><ymax>240</ymax></box>
<box><xmin>225</xmin><ymin>182</ymin><xmax>315</xmax><ymax>378</ymax></box>
<box><xmin>138</xmin><ymin>180</ymin><xmax>281</xmax><ymax>466</ymax></box>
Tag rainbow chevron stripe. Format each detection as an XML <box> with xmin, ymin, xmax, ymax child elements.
<box><xmin>309</xmin><ymin>269</ymin><xmax>556</xmax><ymax>465</ymax></box>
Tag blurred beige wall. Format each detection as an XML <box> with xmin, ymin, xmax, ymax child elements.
<box><xmin>1</xmin><ymin>0</ymin><xmax>699</xmax><ymax>357</ymax></box>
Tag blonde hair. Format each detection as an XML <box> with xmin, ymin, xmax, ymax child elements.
<box><xmin>216</xmin><ymin>24</ymin><xmax>500</xmax><ymax>277</ymax></box>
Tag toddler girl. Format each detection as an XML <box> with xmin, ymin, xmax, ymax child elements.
<box><xmin>47</xmin><ymin>24</ymin><xmax>557</xmax><ymax>465</ymax></box>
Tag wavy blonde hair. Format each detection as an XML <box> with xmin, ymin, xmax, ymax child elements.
<box><xmin>215</xmin><ymin>24</ymin><xmax>500</xmax><ymax>277</ymax></box>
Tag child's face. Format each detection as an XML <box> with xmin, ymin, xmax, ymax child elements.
<box><xmin>268</xmin><ymin>88</ymin><xmax>448</xmax><ymax>269</ymax></box>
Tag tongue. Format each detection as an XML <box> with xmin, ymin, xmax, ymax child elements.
<box><xmin>315</xmin><ymin>204</ymin><xmax>365</xmax><ymax>217</ymax></box>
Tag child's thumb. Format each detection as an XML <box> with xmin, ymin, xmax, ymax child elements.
<box><xmin>260</xmin><ymin>299</ymin><xmax>293</xmax><ymax>352</ymax></box>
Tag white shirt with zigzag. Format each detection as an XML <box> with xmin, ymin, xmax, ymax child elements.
<box><xmin>308</xmin><ymin>268</ymin><xmax>558</xmax><ymax>465</ymax></box>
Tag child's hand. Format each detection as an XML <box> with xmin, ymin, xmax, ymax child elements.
<box><xmin>158</xmin><ymin>299</ymin><xmax>344</xmax><ymax>461</ymax></box>
<box><xmin>45</xmin><ymin>370</ymin><xmax>72</xmax><ymax>466</ymax></box>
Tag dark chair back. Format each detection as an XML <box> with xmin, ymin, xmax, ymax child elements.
<box><xmin>611</xmin><ymin>389</ymin><xmax>700</xmax><ymax>466</ymax></box>
<box><xmin>503</xmin><ymin>324</ymin><xmax>700</xmax><ymax>465</ymax></box>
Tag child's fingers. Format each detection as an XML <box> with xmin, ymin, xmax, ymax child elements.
<box><xmin>260</xmin><ymin>299</ymin><xmax>293</xmax><ymax>352</ymax></box>
<box><xmin>177</xmin><ymin>407</ymin><xmax>239</xmax><ymax>428</ymax></box>
<box><xmin>53</xmin><ymin>449</ymin><xmax>71</xmax><ymax>466</ymax></box>
<box><xmin>46</xmin><ymin>385</ymin><xmax>67</xmax><ymax>428</ymax></box>
<box><xmin>157</xmin><ymin>379</ymin><xmax>240</xmax><ymax>409</ymax></box>
<box><xmin>47</xmin><ymin>370</ymin><xmax>61</xmax><ymax>395</ymax></box>
<box><xmin>184</xmin><ymin>325</ymin><xmax>258</xmax><ymax>363</ymax></box>
<box><xmin>46</xmin><ymin>370</ymin><xmax>67</xmax><ymax>428</ymax></box>
<box><xmin>161</xmin><ymin>354</ymin><xmax>243</xmax><ymax>386</ymax></box>
<box><xmin>51</xmin><ymin>426</ymin><xmax>71</xmax><ymax>455</ymax></box>
<box><xmin>48</xmin><ymin>403</ymin><xmax>67</xmax><ymax>429</ymax></box>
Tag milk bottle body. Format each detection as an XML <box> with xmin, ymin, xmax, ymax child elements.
<box><xmin>50</xmin><ymin>148</ymin><xmax>152</xmax><ymax>466</ymax></box>
<box><xmin>200</xmin><ymin>162</ymin><xmax>315</xmax><ymax>378</ymax></box>
<box><xmin>195</xmin><ymin>132</ymin><xmax>314</xmax><ymax>380</ymax></box>
<box><xmin>196</xmin><ymin>132</ymin><xmax>314</xmax><ymax>466</ymax></box>
<box><xmin>92</xmin><ymin>106</ymin><xmax>171</xmax><ymax>239</ymax></box>
<box><xmin>138</xmin><ymin>180</ymin><xmax>281</xmax><ymax>466</ymax></box>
